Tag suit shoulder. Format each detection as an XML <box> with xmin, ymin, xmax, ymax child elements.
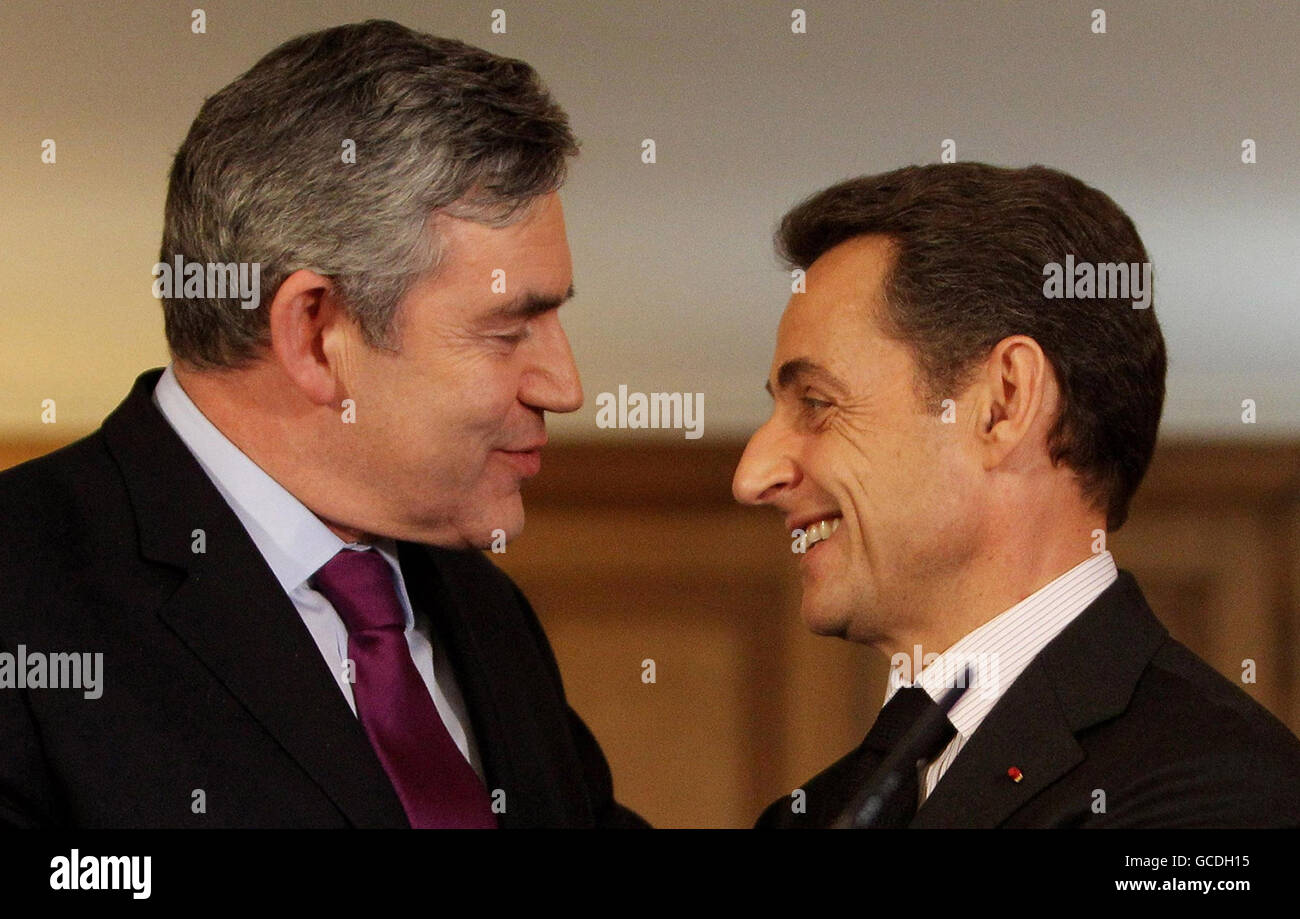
<box><xmin>1087</xmin><ymin>636</ymin><xmax>1300</xmax><ymax>825</ymax></box>
<box><xmin>0</xmin><ymin>431</ymin><xmax>123</xmax><ymax>560</ymax></box>
<box><xmin>0</xmin><ymin>430</ymin><xmax>112</xmax><ymax>502</ymax></box>
<box><xmin>1141</xmin><ymin>637</ymin><xmax>1300</xmax><ymax>752</ymax></box>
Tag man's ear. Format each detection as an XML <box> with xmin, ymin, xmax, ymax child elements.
<box><xmin>970</xmin><ymin>335</ymin><xmax>1054</xmax><ymax>471</ymax></box>
<box><xmin>267</xmin><ymin>268</ymin><xmax>353</xmax><ymax>406</ymax></box>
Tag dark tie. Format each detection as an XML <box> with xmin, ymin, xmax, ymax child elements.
<box><xmin>311</xmin><ymin>548</ymin><xmax>496</xmax><ymax>828</ymax></box>
<box><xmin>846</xmin><ymin>686</ymin><xmax>958</xmax><ymax>828</ymax></box>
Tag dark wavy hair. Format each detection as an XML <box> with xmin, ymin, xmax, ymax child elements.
<box><xmin>777</xmin><ymin>163</ymin><xmax>1166</xmax><ymax>530</ymax></box>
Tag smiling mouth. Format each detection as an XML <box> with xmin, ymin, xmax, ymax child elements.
<box><xmin>802</xmin><ymin>515</ymin><xmax>842</xmax><ymax>548</ymax></box>
<box><xmin>497</xmin><ymin>447</ymin><xmax>543</xmax><ymax>477</ymax></box>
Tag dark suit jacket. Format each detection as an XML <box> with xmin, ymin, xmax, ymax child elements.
<box><xmin>757</xmin><ymin>570</ymin><xmax>1300</xmax><ymax>828</ymax></box>
<box><xmin>0</xmin><ymin>368</ymin><xmax>647</xmax><ymax>828</ymax></box>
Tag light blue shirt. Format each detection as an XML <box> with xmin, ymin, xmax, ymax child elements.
<box><xmin>151</xmin><ymin>363</ymin><xmax>483</xmax><ymax>777</ymax></box>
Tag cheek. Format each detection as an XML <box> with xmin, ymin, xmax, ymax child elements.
<box><xmin>457</xmin><ymin>354</ymin><xmax>523</xmax><ymax>418</ymax></box>
<box><xmin>905</xmin><ymin>435</ymin><xmax>981</xmax><ymax>552</ymax></box>
<box><xmin>833</xmin><ymin>426</ymin><xmax>966</xmax><ymax>543</ymax></box>
<box><xmin>820</xmin><ymin>427</ymin><xmax>900</xmax><ymax>513</ymax></box>
<box><xmin>402</xmin><ymin>358</ymin><xmax>518</xmax><ymax>438</ymax></box>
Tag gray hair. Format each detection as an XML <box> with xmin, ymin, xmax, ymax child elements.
<box><xmin>160</xmin><ymin>19</ymin><xmax>579</xmax><ymax>368</ymax></box>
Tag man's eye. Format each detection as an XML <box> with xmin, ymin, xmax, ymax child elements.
<box><xmin>492</xmin><ymin>327</ymin><xmax>529</xmax><ymax>345</ymax></box>
<box><xmin>800</xmin><ymin>396</ymin><xmax>831</xmax><ymax>413</ymax></box>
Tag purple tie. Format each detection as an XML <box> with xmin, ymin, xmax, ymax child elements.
<box><xmin>311</xmin><ymin>548</ymin><xmax>496</xmax><ymax>828</ymax></box>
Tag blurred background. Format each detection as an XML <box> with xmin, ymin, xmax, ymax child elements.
<box><xmin>2</xmin><ymin>1</ymin><xmax>1297</xmax><ymax>826</ymax></box>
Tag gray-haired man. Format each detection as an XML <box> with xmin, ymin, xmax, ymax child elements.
<box><xmin>0</xmin><ymin>20</ymin><xmax>647</xmax><ymax>828</ymax></box>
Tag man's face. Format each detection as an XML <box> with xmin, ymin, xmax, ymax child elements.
<box><xmin>341</xmin><ymin>192</ymin><xmax>582</xmax><ymax>548</ymax></box>
<box><xmin>732</xmin><ymin>235</ymin><xmax>982</xmax><ymax>646</ymax></box>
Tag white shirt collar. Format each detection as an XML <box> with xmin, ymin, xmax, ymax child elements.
<box><xmin>151</xmin><ymin>362</ymin><xmax>402</xmax><ymax>594</ymax></box>
<box><xmin>886</xmin><ymin>550</ymin><xmax>1119</xmax><ymax>742</ymax></box>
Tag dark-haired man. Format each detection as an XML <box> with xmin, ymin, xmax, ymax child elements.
<box><xmin>0</xmin><ymin>21</ymin><xmax>645</xmax><ymax>828</ymax></box>
<box><xmin>736</xmin><ymin>163</ymin><xmax>1300</xmax><ymax>828</ymax></box>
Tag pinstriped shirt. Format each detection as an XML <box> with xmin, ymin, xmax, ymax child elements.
<box><xmin>885</xmin><ymin>551</ymin><xmax>1119</xmax><ymax>804</ymax></box>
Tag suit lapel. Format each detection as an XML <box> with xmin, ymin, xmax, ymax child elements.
<box><xmin>400</xmin><ymin>542</ymin><xmax>593</xmax><ymax>828</ymax></box>
<box><xmin>912</xmin><ymin>571</ymin><xmax>1168</xmax><ymax>828</ymax></box>
<box><xmin>102</xmin><ymin>368</ymin><xmax>408</xmax><ymax>828</ymax></box>
<box><xmin>910</xmin><ymin>662</ymin><xmax>1084</xmax><ymax>827</ymax></box>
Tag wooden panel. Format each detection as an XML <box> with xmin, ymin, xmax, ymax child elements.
<box><xmin>1290</xmin><ymin>508</ymin><xmax>1300</xmax><ymax>727</ymax></box>
<box><xmin>0</xmin><ymin>440</ymin><xmax>61</xmax><ymax>471</ymax></box>
<box><xmin>1115</xmin><ymin>440</ymin><xmax>1300</xmax><ymax>728</ymax></box>
<box><xmin>497</xmin><ymin>507</ymin><xmax>790</xmax><ymax>827</ymax></box>
<box><xmin>4</xmin><ymin>434</ymin><xmax>1298</xmax><ymax>827</ymax></box>
<box><xmin>498</xmin><ymin>504</ymin><xmax>883</xmax><ymax>826</ymax></box>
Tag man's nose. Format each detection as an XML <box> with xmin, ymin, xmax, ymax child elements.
<box><xmin>732</xmin><ymin>419</ymin><xmax>798</xmax><ymax>505</ymax></box>
<box><xmin>522</xmin><ymin>312</ymin><xmax>583</xmax><ymax>414</ymax></box>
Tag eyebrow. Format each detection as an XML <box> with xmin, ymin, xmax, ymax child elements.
<box><xmin>485</xmin><ymin>283</ymin><xmax>576</xmax><ymax>322</ymax></box>
<box><xmin>764</xmin><ymin>358</ymin><xmax>849</xmax><ymax>398</ymax></box>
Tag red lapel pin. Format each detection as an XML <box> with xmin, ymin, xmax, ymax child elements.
<box><xmin>1007</xmin><ymin>766</ymin><xmax>1023</xmax><ymax>783</ymax></box>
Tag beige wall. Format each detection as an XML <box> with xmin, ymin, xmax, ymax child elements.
<box><xmin>2</xmin><ymin>0</ymin><xmax>1298</xmax><ymax>441</ymax></box>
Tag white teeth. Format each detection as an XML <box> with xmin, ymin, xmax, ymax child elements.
<box><xmin>803</xmin><ymin>516</ymin><xmax>841</xmax><ymax>547</ymax></box>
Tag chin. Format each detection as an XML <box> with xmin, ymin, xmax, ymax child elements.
<box><xmin>466</xmin><ymin>496</ymin><xmax>525</xmax><ymax>548</ymax></box>
<box><xmin>799</xmin><ymin>596</ymin><xmax>852</xmax><ymax>639</ymax></box>
<box><xmin>393</xmin><ymin>499</ymin><xmax>524</xmax><ymax>550</ymax></box>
